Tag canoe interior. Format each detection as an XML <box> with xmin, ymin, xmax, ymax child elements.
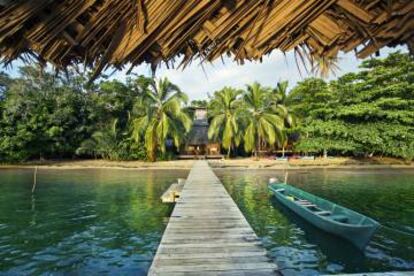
<box><xmin>269</xmin><ymin>183</ymin><xmax>379</xmax><ymax>227</ymax></box>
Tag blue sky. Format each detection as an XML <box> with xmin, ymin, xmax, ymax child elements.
<box><xmin>3</xmin><ymin>46</ymin><xmax>406</xmax><ymax>100</ymax></box>
<box><xmin>112</xmin><ymin>46</ymin><xmax>407</xmax><ymax>100</ymax></box>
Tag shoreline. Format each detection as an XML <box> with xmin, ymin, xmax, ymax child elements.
<box><xmin>0</xmin><ymin>157</ymin><xmax>413</xmax><ymax>170</ymax></box>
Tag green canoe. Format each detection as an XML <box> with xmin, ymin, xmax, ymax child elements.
<box><xmin>268</xmin><ymin>183</ymin><xmax>380</xmax><ymax>250</ymax></box>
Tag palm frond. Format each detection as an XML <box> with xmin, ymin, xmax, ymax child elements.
<box><xmin>243</xmin><ymin>123</ymin><xmax>256</xmax><ymax>152</ymax></box>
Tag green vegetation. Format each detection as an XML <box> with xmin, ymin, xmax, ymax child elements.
<box><xmin>289</xmin><ymin>52</ymin><xmax>414</xmax><ymax>160</ymax></box>
<box><xmin>131</xmin><ymin>77</ymin><xmax>191</xmax><ymax>162</ymax></box>
<box><xmin>208</xmin><ymin>87</ymin><xmax>243</xmax><ymax>157</ymax></box>
<box><xmin>242</xmin><ymin>82</ymin><xmax>290</xmax><ymax>157</ymax></box>
<box><xmin>0</xmin><ymin>52</ymin><xmax>412</xmax><ymax>162</ymax></box>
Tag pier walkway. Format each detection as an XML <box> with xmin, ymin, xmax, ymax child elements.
<box><xmin>149</xmin><ymin>161</ymin><xmax>278</xmax><ymax>275</ymax></box>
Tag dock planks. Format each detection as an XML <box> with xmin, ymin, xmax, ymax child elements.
<box><xmin>149</xmin><ymin>161</ymin><xmax>278</xmax><ymax>275</ymax></box>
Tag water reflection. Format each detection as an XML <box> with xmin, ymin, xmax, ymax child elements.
<box><xmin>216</xmin><ymin>168</ymin><xmax>414</xmax><ymax>274</ymax></box>
<box><xmin>0</xmin><ymin>168</ymin><xmax>188</xmax><ymax>275</ymax></box>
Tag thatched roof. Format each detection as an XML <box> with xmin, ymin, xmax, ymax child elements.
<box><xmin>186</xmin><ymin>119</ymin><xmax>210</xmax><ymax>146</ymax></box>
<box><xmin>1</xmin><ymin>1</ymin><xmax>413</xmax><ymax>78</ymax></box>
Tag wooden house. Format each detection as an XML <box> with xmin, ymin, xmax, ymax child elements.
<box><xmin>180</xmin><ymin>108</ymin><xmax>221</xmax><ymax>159</ymax></box>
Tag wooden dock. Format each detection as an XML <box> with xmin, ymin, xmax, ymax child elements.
<box><xmin>149</xmin><ymin>161</ymin><xmax>278</xmax><ymax>275</ymax></box>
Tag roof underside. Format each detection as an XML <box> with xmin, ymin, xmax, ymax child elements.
<box><xmin>0</xmin><ymin>0</ymin><xmax>413</xmax><ymax>77</ymax></box>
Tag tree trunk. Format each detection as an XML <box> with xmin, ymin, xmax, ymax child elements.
<box><xmin>282</xmin><ymin>146</ymin><xmax>285</xmax><ymax>158</ymax></box>
<box><xmin>227</xmin><ymin>144</ymin><xmax>232</xmax><ymax>159</ymax></box>
<box><xmin>149</xmin><ymin>144</ymin><xmax>157</xmax><ymax>162</ymax></box>
<box><xmin>255</xmin><ymin>133</ymin><xmax>260</xmax><ymax>159</ymax></box>
<box><xmin>323</xmin><ymin>149</ymin><xmax>328</xmax><ymax>159</ymax></box>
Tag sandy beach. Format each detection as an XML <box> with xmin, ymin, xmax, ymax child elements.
<box><xmin>1</xmin><ymin>157</ymin><xmax>412</xmax><ymax>170</ymax></box>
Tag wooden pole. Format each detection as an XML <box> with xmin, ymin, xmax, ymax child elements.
<box><xmin>32</xmin><ymin>166</ymin><xmax>38</xmax><ymax>193</ymax></box>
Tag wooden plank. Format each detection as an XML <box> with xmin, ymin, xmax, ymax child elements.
<box><xmin>164</xmin><ymin>270</ymin><xmax>277</xmax><ymax>276</ymax></box>
<box><xmin>336</xmin><ymin>0</ymin><xmax>374</xmax><ymax>23</ymax></box>
<box><xmin>149</xmin><ymin>161</ymin><xmax>278</xmax><ymax>275</ymax></box>
<box><xmin>157</xmin><ymin>245</ymin><xmax>267</xmax><ymax>255</ymax></box>
<box><xmin>152</xmin><ymin>262</ymin><xmax>277</xmax><ymax>273</ymax></box>
<box><xmin>154</xmin><ymin>256</ymin><xmax>272</xmax><ymax>266</ymax></box>
<box><xmin>155</xmin><ymin>251</ymin><xmax>268</xmax><ymax>260</ymax></box>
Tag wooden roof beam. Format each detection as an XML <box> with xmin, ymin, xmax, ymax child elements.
<box><xmin>336</xmin><ymin>0</ymin><xmax>374</xmax><ymax>23</ymax></box>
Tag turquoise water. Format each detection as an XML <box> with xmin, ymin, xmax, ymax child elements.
<box><xmin>0</xmin><ymin>168</ymin><xmax>187</xmax><ymax>275</ymax></box>
<box><xmin>216</xmin><ymin>168</ymin><xmax>414</xmax><ymax>275</ymax></box>
<box><xmin>0</xmin><ymin>168</ymin><xmax>413</xmax><ymax>275</ymax></box>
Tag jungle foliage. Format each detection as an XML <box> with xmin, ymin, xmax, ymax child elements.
<box><xmin>0</xmin><ymin>52</ymin><xmax>412</xmax><ymax>162</ymax></box>
<box><xmin>288</xmin><ymin>52</ymin><xmax>414</xmax><ymax>160</ymax></box>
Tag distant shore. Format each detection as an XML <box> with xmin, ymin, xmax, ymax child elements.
<box><xmin>0</xmin><ymin>157</ymin><xmax>413</xmax><ymax>170</ymax></box>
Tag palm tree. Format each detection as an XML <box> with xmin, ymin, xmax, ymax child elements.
<box><xmin>131</xmin><ymin>77</ymin><xmax>192</xmax><ymax>162</ymax></box>
<box><xmin>271</xmin><ymin>81</ymin><xmax>297</xmax><ymax>157</ymax></box>
<box><xmin>294</xmin><ymin>45</ymin><xmax>340</xmax><ymax>79</ymax></box>
<box><xmin>76</xmin><ymin>119</ymin><xmax>121</xmax><ymax>160</ymax></box>
<box><xmin>243</xmin><ymin>82</ymin><xmax>285</xmax><ymax>158</ymax></box>
<box><xmin>312</xmin><ymin>55</ymin><xmax>340</xmax><ymax>79</ymax></box>
<box><xmin>271</xmin><ymin>80</ymin><xmax>289</xmax><ymax>104</ymax></box>
<box><xmin>208</xmin><ymin>87</ymin><xmax>243</xmax><ymax>158</ymax></box>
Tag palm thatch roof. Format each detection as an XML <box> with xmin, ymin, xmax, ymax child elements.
<box><xmin>186</xmin><ymin>119</ymin><xmax>210</xmax><ymax>146</ymax></box>
<box><xmin>0</xmin><ymin>0</ymin><xmax>413</xmax><ymax>78</ymax></box>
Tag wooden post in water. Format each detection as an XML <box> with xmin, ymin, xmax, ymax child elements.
<box><xmin>284</xmin><ymin>171</ymin><xmax>289</xmax><ymax>184</ymax></box>
<box><xmin>32</xmin><ymin>166</ymin><xmax>38</xmax><ymax>193</ymax></box>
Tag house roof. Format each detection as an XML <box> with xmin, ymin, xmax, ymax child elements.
<box><xmin>0</xmin><ymin>1</ymin><xmax>413</xmax><ymax>78</ymax></box>
<box><xmin>186</xmin><ymin>122</ymin><xmax>209</xmax><ymax>146</ymax></box>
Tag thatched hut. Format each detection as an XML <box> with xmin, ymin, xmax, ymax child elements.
<box><xmin>181</xmin><ymin>107</ymin><xmax>221</xmax><ymax>159</ymax></box>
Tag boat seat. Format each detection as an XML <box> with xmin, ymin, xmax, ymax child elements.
<box><xmin>315</xmin><ymin>211</ymin><xmax>331</xmax><ymax>216</ymax></box>
<box><xmin>300</xmin><ymin>203</ymin><xmax>317</xmax><ymax>208</ymax></box>
<box><xmin>330</xmin><ymin>215</ymin><xmax>348</xmax><ymax>223</ymax></box>
<box><xmin>297</xmin><ymin>200</ymin><xmax>311</xmax><ymax>204</ymax></box>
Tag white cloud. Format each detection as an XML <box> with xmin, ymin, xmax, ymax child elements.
<box><xmin>4</xmin><ymin>46</ymin><xmax>407</xmax><ymax>100</ymax></box>
<box><xmin>118</xmin><ymin>49</ymin><xmax>371</xmax><ymax>100</ymax></box>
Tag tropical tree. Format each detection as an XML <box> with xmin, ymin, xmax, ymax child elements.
<box><xmin>0</xmin><ymin>72</ymin><xmax>11</xmax><ymax>99</ymax></box>
<box><xmin>0</xmin><ymin>65</ymin><xmax>92</xmax><ymax>161</ymax></box>
<box><xmin>270</xmin><ymin>81</ymin><xmax>297</xmax><ymax>157</ymax></box>
<box><xmin>190</xmin><ymin>99</ymin><xmax>208</xmax><ymax>108</ymax></box>
<box><xmin>131</xmin><ymin>77</ymin><xmax>192</xmax><ymax>162</ymax></box>
<box><xmin>208</xmin><ymin>87</ymin><xmax>243</xmax><ymax>158</ymax></box>
<box><xmin>290</xmin><ymin>52</ymin><xmax>414</xmax><ymax>160</ymax></box>
<box><xmin>76</xmin><ymin>119</ymin><xmax>121</xmax><ymax>160</ymax></box>
<box><xmin>312</xmin><ymin>55</ymin><xmax>340</xmax><ymax>79</ymax></box>
<box><xmin>242</xmin><ymin>82</ymin><xmax>286</xmax><ymax>157</ymax></box>
<box><xmin>271</xmin><ymin>80</ymin><xmax>289</xmax><ymax>104</ymax></box>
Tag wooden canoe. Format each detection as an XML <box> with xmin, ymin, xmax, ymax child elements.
<box><xmin>268</xmin><ymin>183</ymin><xmax>379</xmax><ymax>250</ymax></box>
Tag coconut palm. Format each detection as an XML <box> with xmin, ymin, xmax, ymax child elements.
<box><xmin>131</xmin><ymin>77</ymin><xmax>192</xmax><ymax>162</ymax></box>
<box><xmin>271</xmin><ymin>81</ymin><xmax>297</xmax><ymax>157</ymax></box>
<box><xmin>208</xmin><ymin>87</ymin><xmax>243</xmax><ymax>158</ymax></box>
<box><xmin>243</xmin><ymin>82</ymin><xmax>286</xmax><ymax>157</ymax></box>
<box><xmin>312</xmin><ymin>55</ymin><xmax>340</xmax><ymax>79</ymax></box>
<box><xmin>271</xmin><ymin>80</ymin><xmax>289</xmax><ymax>104</ymax></box>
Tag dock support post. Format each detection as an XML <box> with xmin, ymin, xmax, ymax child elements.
<box><xmin>32</xmin><ymin>166</ymin><xmax>38</xmax><ymax>193</ymax></box>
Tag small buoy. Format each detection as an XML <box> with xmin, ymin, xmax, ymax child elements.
<box><xmin>269</xmin><ymin>177</ymin><xmax>279</xmax><ymax>184</ymax></box>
